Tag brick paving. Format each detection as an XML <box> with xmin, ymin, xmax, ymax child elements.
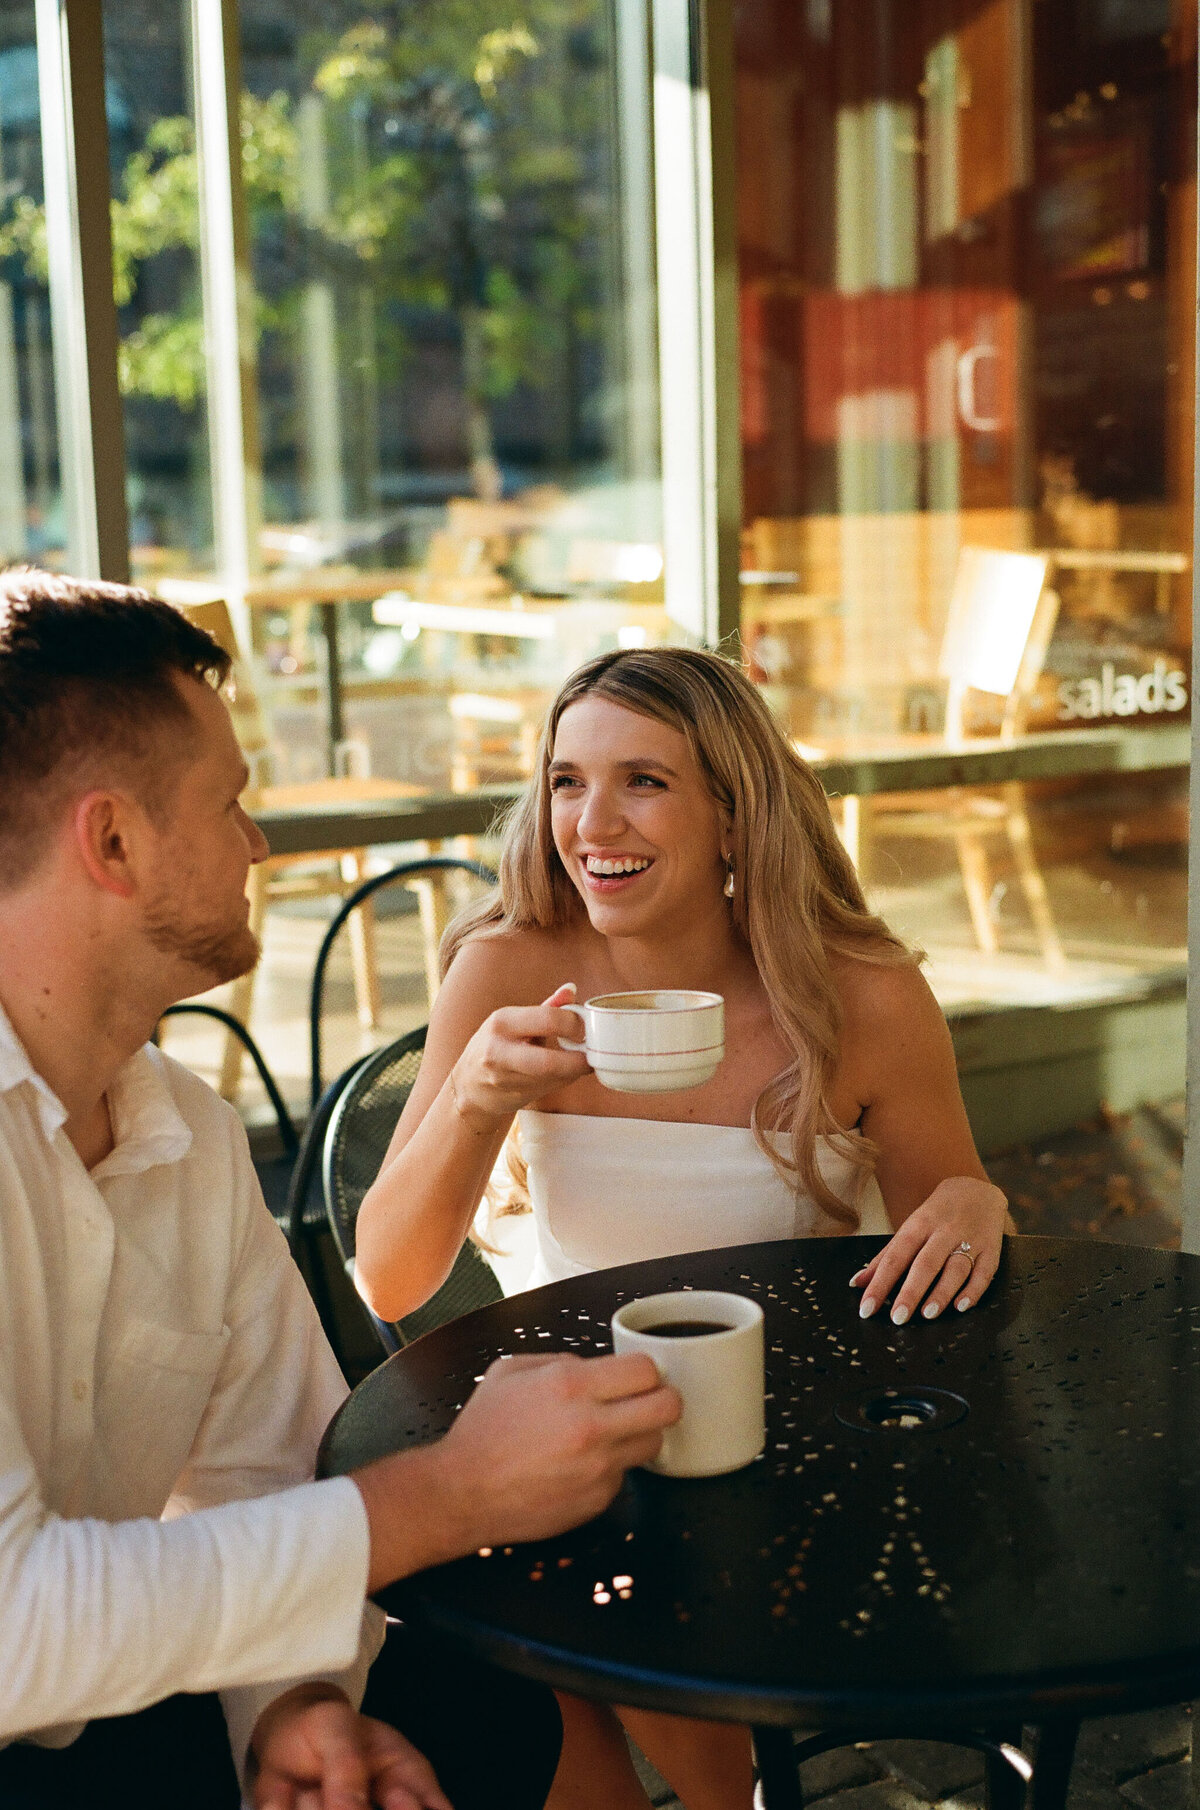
<box><xmin>632</xmin><ymin>1708</ymin><xmax>1196</xmax><ymax>1809</ymax></box>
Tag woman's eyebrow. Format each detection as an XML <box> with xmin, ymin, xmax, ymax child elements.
<box><xmin>615</xmin><ymin>757</ymin><xmax>678</xmax><ymax>776</ymax></box>
<box><xmin>547</xmin><ymin>756</ymin><xmax>679</xmax><ymax>777</ymax></box>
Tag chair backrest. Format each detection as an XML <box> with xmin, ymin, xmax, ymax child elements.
<box><xmin>937</xmin><ymin>548</ymin><xmax>1056</xmax><ymax>742</ymax></box>
<box><xmin>322</xmin><ymin>1025</ymin><xmax>504</xmax><ymax>1350</ymax></box>
<box><xmin>159</xmin><ymin>1002</ymin><xmax>297</xmax><ymax>1158</ymax></box>
<box><xmin>309</xmin><ymin>854</ymin><xmax>497</xmax><ymax>1105</ymax></box>
<box><xmin>165</xmin><ymin>592</ymin><xmax>273</xmax><ymax>782</ymax></box>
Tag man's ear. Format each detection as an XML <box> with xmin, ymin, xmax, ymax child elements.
<box><xmin>72</xmin><ymin>790</ymin><xmax>144</xmax><ymax>899</ymax></box>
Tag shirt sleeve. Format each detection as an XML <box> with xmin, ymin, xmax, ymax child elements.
<box><xmin>0</xmin><ymin>1395</ymin><xmax>372</xmax><ymax>1740</ymax></box>
<box><xmin>164</xmin><ymin>1125</ymin><xmax>387</xmax><ymax>1778</ymax></box>
<box><xmin>0</xmin><ymin>1111</ymin><xmax>383</xmax><ymax>1774</ymax></box>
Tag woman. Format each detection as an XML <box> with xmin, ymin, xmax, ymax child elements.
<box><xmin>356</xmin><ymin>647</ymin><xmax>1007</xmax><ymax>1810</ymax></box>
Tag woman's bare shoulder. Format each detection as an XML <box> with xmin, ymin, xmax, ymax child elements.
<box><xmin>830</xmin><ymin>945</ymin><xmax>940</xmax><ymax>1038</ymax></box>
<box><xmin>446</xmin><ymin>921</ymin><xmax>583</xmax><ymax>1008</ymax></box>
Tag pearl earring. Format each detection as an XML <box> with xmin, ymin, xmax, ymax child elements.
<box><xmin>723</xmin><ymin>856</ymin><xmax>735</xmax><ymax>899</ymax></box>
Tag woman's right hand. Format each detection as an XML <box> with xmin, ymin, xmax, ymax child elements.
<box><xmin>447</xmin><ymin>982</ymin><xmax>592</xmax><ymax>1133</ymax></box>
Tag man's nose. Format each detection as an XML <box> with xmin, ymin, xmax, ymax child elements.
<box><xmin>243</xmin><ymin>809</ymin><xmax>270</xmax><ymax>864</ymax></box>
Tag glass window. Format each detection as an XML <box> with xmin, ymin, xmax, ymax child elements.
<box><xmin>0</xmin><ymin>1</ymin><xmax>64</xmax><ymax>567</ymax></box>
<box><xmin>733</xmin><ymin>0</ymin><xmax>1191</xmax><ymax>1008</ymax></box>
<box><xmin>100</xmin><ymin>0</ymin><xmax>214</xmax><ymax>580</ymax></box>
<box><xmin>234</xmin><ymin>0</ymin><xmax>666</xmax><ymax>791</ymax></box>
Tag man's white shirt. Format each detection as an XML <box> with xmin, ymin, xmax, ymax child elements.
<box><xmin>0</xmin><ymin>1005</ymin><xmax>384</xmax><ymax>1780</ymax></box>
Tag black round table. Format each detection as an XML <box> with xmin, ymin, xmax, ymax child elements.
<box><xmin>320</xmin><ymin>1235</ymin><xmax>1200</xmax><ymax>1809</ymax></box>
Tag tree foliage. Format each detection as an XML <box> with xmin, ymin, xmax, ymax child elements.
<box><xmin>0</xmin><ymin>4</ymin><xmax>608</xmax><ymax>428</ymax></box>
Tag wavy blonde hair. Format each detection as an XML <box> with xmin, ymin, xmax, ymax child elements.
<box><xmin>443</xmin><ymin>647</ymin><xmax>914</xmax><ymax>1226</ymax></box>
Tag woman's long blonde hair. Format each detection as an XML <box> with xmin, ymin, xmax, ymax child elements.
<box><xmin>444</xmin><ymin>647</ymin><xmax>913</xmax><ymax>1225</ymax></box>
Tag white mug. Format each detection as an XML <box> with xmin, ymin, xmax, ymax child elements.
<box><xmin>558</xmin><ymin>989</ymin><xmax>724</xmax><ymax>1093</ymax></box>
<box><xmin>611</xmin><ymin>1290</ymin><xmax>765</xmax><ymax>1477</ymax></box>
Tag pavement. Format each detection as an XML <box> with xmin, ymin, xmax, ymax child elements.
<box><xmin>989</xmin><ymin>1099</ymin><xmax>1184</xmax><ymax>1250</ymax></box>
<box><xmin>632</xmin><ymin>1705</ymin><xmax>1196</xmax><ymax>1809</ymax></box>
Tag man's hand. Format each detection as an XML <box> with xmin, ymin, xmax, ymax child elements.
<box><xmin>250</xmin><ymin>1687</ymin><xmax>451</xmax><ymax>1810</ymax></box>
<box><xmin>354</xmin><ymin>1351</ymin><xmax>681</xmax><ymax>1590</ymax></box>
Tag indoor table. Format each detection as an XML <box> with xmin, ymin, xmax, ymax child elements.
<box><xmin>320</xmin><ymin>1236</ymin><xmax>1200</xmax><ymax>1809</ymax></box>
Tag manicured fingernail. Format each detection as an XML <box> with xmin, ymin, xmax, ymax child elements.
<box><xmin>849</xmin><ymin>1268</ymin><xmax>867</xmax><ymax>1286</ymax></box>
<box><xmin>956</xmin><ymin>1296</ymin><xmax>972</xmax><ymax>1312</ymax></box>
<box><xmin>859</xmin><ymin>1296</ymin><xmax>878</xmax><ymax>1320</ymax></box>
<box><xmin>561</xmin><ymin>981</ymin><xmax>576</xmax><ymax>995</ymax></box>
<box><xmin>923</xmin><ymin>1301</ymin><xmax>940</xmax><ymax>1319</ymax></box>
<box><xmin>891</xmin><ymin>1304</ymin><xmax>910</xmax><ymax>1326</ymax></box>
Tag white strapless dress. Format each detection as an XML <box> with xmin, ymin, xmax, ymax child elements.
<box><xmin>511</xmin><ymin>1109</ymin><xmax>891</xmax><ymax>1290</ymax></box>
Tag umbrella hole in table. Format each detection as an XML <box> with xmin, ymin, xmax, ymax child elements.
<box><xmin>835</xmin><ymin>1386</ymin><xmax>969</xmax><ymax>1434</ymax></box>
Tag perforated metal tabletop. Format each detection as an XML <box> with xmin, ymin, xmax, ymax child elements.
<box><xmin>320</xmin><ymin>1236</ymin><xmax>1200</xmax><ymax>1743</ymax></box>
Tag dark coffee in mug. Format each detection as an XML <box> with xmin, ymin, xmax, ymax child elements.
<box><xmin>641</xmin><ymin>1320</ymin><xmax>733</xmax><ymax>1339</ymax></box>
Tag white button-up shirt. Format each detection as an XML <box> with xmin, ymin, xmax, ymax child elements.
<box><xmin>0</xmin><ymin>1006</ymin><xmax>383</xmax><ymax>1779</ymax></box>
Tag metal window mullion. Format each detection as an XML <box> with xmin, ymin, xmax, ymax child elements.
<box><xmin>650</xmin><ymin>0</ymin><xmax>740</xmax><ymax>648</ymax></box>
<box><xmin>1180</xmin><ymin>14</ymin><xmax>1194</xmax><ymax>1252</ymax></box>
<box><xmin>1180</xmin><ymin>23</ymin><xmax>1200</xmax><ymax>1254</ymax></box>
<box><xmin>35</xmin><ymin>0</ymin><xmax>129</xmax><ymax>582</ymax></box>
<box><xmin>190</xmin><ymin>0</ymin><xmax>261</xmax><ymax>643</ymax></box>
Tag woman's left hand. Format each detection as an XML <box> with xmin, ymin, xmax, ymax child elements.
<box><xmin>850</xmin><ymin>1176</ymin><xmax>1008</xmax><ymax>1324</ymax></box>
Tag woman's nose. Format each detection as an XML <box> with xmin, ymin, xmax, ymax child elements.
<box><xmin>577</xmin><ymin>784</ymin><xmax>625</xmax><ymax>841</ymax></box>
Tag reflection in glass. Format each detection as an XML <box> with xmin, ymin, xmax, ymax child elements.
<box><xmin>736</xmin><ymin>0</ymin><xmax>1192</xmax><ymax>741</ymax></box>
<box><xmin>734</xmin><ymin>0</ymin><xmax>1192</xmax><ymax>1007</ymax></box>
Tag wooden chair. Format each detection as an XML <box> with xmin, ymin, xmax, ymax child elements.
<box><xmin>849</xmin><ymin>548</ymin><xmax>1066</xmax><ymax>974</ymax></box>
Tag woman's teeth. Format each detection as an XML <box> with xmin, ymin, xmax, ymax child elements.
<box><xmin>585</xmin><ymin>855</ymin><xmax>651</xmax><ymax>876</ymax></box>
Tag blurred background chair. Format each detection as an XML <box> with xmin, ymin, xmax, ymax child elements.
<box><xmin>308</xmin><ymin>854</ymin><xmax>497</xmax><ymax>1109</ymax></box>
<box><xmin>169</xmin><ymin>595</ymin><xmax>423</xmax><ymax>1099</ymax></box>
<box><xmin>849</xmin><ymin>548</ymin><xmax>1066</xmax><ymax>973</ymax></box>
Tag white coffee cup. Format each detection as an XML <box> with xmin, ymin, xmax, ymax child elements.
<box><xmin>557</xmin><ymin>989</ymin><xmax>724</xmax><ymax>1093</ymax></box>
<box><xmin>611</xmin><ymin>1290</ymin><xmax>765</xmax><ymax>1477</ymax></box>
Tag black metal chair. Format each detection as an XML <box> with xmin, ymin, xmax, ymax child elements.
<box><xmin>158</xmin><ymin>1002</ymin><xmax>352</xmax><ymax>1343</ymax></box>
<box><xmin>321</xmin><ymin>1026</ymin><xmax>504</xmax><ymax>1355</ymax></box>
<box><xmin>308</xmin><ymin>855</ymin><xmax>497</xmax><ymax>1110</ymax></box>
<box><xmin>158</xmin><ymin>1002</ymin><xmax>298</xmax><ymax>1158</ymax></box>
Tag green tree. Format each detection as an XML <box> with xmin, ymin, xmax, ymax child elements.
<box><xmin>0</xmin><ymin>4</ymin><xmax>610</xmax><ymax>497</ymax></box>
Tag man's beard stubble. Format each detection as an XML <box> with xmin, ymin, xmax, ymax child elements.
<box><xmin>143</xmin><ymin>898</ymin><xmax>261</xmax><ymax>990</ymax></box>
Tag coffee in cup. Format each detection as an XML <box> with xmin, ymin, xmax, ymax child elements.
<box><xmin>558</xmin><ymin>990</ymin><xmax>724</xmax><ymax>1093</ymax></box>
<box><xmin>611</xmin><ymin>1289</ymin><xmax>765</xmax><ymax>1477</ymax></box>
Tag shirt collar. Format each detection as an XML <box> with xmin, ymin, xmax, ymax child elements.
<box><xmin>0</xmin><ymin>1001</ymin><xmax>193</xmax><ymax>1175</ymax></box>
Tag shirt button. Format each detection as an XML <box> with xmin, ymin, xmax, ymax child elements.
<box><xmin>72</xmin><ymin>1378</ymin><xmax>88</xmax><ymax>1402</ymax></box>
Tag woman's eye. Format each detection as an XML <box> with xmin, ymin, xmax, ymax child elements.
<box><xmin>549</xmin><ymin>774</ymin><xmax>581</xmax><ymax>792</ymax></box>
<box><xmin>630</xmin><ymin>773</ymin><xmax>665</xmax><ymax>789</ymax></box>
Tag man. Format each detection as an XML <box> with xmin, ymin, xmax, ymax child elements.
<box><xmin>0</xmin><ymin>570</ymin><xmax>679</xmax><ymax>1809</ymax></box>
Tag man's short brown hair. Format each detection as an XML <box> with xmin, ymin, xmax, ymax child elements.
<box><xmin>0</xmin><ymin>569</ymin><xmax>232</xmax><ymax>891</ymax></box>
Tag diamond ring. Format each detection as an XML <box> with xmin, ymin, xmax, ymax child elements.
<box><xmin>956</xmin><ymin>1241</ymin><xmax>972</xmax><ymax>1255</ymax></box>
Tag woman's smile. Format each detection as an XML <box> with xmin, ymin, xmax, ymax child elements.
<box><xmin>580</xmin><ymin>852</ymin><xmax>656</xmax><ymax>893</ymax></box>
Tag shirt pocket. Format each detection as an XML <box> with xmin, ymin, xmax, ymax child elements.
<box><xmin>92</xmin><ymin>1316</ymin><xmax>231</xmax><ymax>1518</ymax></box>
